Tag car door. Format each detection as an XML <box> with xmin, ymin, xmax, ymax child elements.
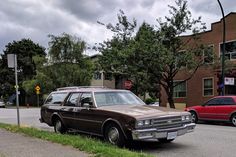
<box><xmin>213</xmin><ymin>97</ymin><xmax>236</xmax><ymax>120</ymax></box>
<box><xmin>199</xmin><ymin>98</ymin><xmax>221</xmax><ymax>120</ymax></box>
<box><xmin>60</xmin><ymin>92</ymin><xmax>80</xmax><ymax>129</ymax></box>
<box><xmin>74</xmin><ymin>92</ymin><xmax>103</xmax><ymax>135</ymax></box>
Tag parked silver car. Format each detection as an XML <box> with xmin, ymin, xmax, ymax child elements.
<box><xmin>0</xmin><ymin>100</ymin><xmax>5</xmax><ymax>108</ymax></box>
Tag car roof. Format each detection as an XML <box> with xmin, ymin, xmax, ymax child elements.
<box><xmin>213</xmin><ymin>95</ymin><xmax>236</xmax><ymax>101</ymax></box>
<box><xmin>51</xmin><ymin>86</ymin><xmax>129</xmax><ymax>94</ymax></box>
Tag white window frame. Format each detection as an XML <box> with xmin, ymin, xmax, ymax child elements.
<box><xmin>219</xmin><ymin>39</ymin><xmax>236</xmax><ymax>61</ymax></box>
<box><xmin>173</xmin><ymin>80</ymin><xmax>187</xmax><ymax>98</ymax></box>
<box><xmin>202</xmin><ymin>77</ymin><xmax>214</xmax><ymax>97</ymax></box>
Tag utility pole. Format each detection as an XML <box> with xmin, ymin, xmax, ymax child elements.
<box><xmin>217</xmin><ymin>0</ymin><xmax>226</xmax><ymax>96</ymax></box>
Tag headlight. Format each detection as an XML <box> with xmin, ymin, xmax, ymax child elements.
<box><xmin>182</xmin><ymin>115</ymin><xmax>191</xmax><ymax>121</ymax></box>
<box><xmin>137</xmin><ymin>119</ymin><xmax>152</xmax><ymax>127</ymax></box>
<box><xmin>185</xmin><ymin>115</ymin><xmax>190</xmax><ymax>121</ymax></box>
<box><xmin>137</xmin><ymin>120</ymin><xmax>144</xmax><ymax>126</ymax></box>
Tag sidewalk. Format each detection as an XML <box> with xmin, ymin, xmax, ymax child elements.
<box><xmin>0</xmin><ymin>129</ymin><xmax>89</xmax><ymax>157</ymax></box>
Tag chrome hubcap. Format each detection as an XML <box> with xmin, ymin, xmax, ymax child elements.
<box><xmin>108</xmin><ymin>127</ymin><xmax>119</xmax><ymax>144</ymax></box>
<box><xmin>191</xmin><ymin>113</ymin><xmax>196</xmax><ymax>122</ymax></box>
<box><xmin>55</xmin><ymin>120</ymin><xmax>61</xmax><ymax>133</ymax></box>
<box><xmin>232</xmin><ymin>117</ymin><xmax>236</xmax><ymax>126</ymax></box>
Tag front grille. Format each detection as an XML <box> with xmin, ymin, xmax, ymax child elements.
<box><xmin>152</xmin><ymin>116</ymin><xmax>183</xmax><ymax>129</ymax></box>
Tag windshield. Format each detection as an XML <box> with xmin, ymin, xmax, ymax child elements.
<box><xmin>94</xmin><ymin>91</ymin><xmax>145</xmax><ymax>107</ymax></box>
<box><xmin>45</xmin><ymin>92</ymin><xmax>68</xmax><ymax>105</ymax></box>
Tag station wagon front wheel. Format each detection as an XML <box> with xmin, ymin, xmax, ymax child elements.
<box><xmin>231</xmin><ymin>114</ymin><xmax>236</xmax><ymax>126</ymax></box>
<box><xmin>104</xmin><ymin>123</ymin><xmax>125</xmax><ymax>147</ymax></box>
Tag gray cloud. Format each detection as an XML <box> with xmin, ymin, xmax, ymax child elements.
<box><xmin>0</xmin><ymin>0</ymin><xmax>235</xmax><ymax>55</ymax></box>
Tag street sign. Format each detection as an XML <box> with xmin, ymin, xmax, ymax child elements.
<box><xmin>124</xmin><ymin>80</ymin><xmax>132</xmax><ymax>89</ymax></box>
<box><xmin>36</xmin><ymin>90</ymin><xmax>40</xmax><ymax>95</ymax></box>
<box><xmin>7</xmin><ymin>54</ymin><xmax>15</xmax><ymax>68</ymax></box>
<box><xmin>35</xmin><ymin>85</ymin><xmax>41</xmax><ymax>91</ymax></box>
<box><xmin>225</xmin><ymin>77</ymin><xmax>235</xmax><ymax>85</ymax></box>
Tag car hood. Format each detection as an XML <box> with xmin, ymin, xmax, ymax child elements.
<box><xmin>99</xmin><ymin>105</ymin><xmax>188</xmax><ymax>119</ymax></box>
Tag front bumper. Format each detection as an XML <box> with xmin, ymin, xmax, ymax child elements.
<box><xmin>132</xmin><ymin>123</ymin><xmax>196</xmax><ymax>140</ymax></box>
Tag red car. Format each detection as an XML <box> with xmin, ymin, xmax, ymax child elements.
<box><xmin>185</xmin><ymin>96</ymin><xmax>236</xmax><ymax>126</ymax></box>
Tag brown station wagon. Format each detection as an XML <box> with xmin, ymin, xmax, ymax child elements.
<box><xmin>40</xmin><ymin>87</ymin><xmax>196</xmax><ymax>146</ymax></box>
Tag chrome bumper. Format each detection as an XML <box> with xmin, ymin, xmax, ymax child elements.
<box><xmin>132</xmin><ymin>123</ymin><xmax>196</xmax><ymax>140</ymax></box>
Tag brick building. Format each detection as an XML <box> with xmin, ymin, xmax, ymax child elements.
<box><xmin>161</xmin><ymin>12</ymin><xmax>236</xmax><ymax>109</ymax></box>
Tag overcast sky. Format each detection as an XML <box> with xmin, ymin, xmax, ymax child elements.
<box><xmin>0</xmin><ymin>0</ymin><xmax>235</xmax><ymax>55</ymax></box>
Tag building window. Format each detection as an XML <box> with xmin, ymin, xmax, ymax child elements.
<box><xmin>94</xmin><ymin>72</ymin><xmax>102</xmax><ymax>80</ymax></box>
<box><xmin>220</xmin><ymin>40</ymin><xmax>236</xmax><ymax>60</ymax></box>
<box><xmin>203</xmin><ymin>78</ymin><xmax>213</xmax><ymax>96</ymax></box>
<box><xmin>203</xmin><ymin>45</ymin><xmax>214</xmax><ymax>64</ymax></box>
<box><xmin>174</xmin><ymin>81</ymin><xmax>186</xmax><ymax>98</ymax></box>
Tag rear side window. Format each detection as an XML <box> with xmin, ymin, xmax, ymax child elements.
<box><xmin>220</xmin><ymin>97</ymin><xmax>235</xmax><ymax>105</ymax></box>
<box><xmin>45</xmin><ymin>92</ymin><xmax>68</xmax><ymax>105</ymax></box>
<box><xmin>205</xmin><ymin>98</ymin><xmax>221</xmax><ymax>106</ymax></box>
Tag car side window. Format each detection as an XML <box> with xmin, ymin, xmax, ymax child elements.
<box><xmin>220</xmin><ymin>98</ymin><xmax>235</xmax><ymax>105</ymax></box>
<box><xmin>45</xmin><ymin>92</ymin><xmax>68</xmax><ymax>105</ymax></box>
<box><xmin>65</xmin><ymin>93</ymin><xmax>80</xmax><ymax>106</ymax></box>
<box><xmin>79</xmin><ymin>92</ymin><xmax>93</xmax><ymax>107</ymax></box>
<box><xmin>205</xmin><ymin>98</ymin><xmax>221</xmax><ymax>106</ymax></box>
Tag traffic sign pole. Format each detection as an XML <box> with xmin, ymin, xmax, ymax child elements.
<box><xmin>14</xmin><ymin>54</ymin><xmax>20</xmax><ymax>127</ymax></box>
<box><xmin>35</xmin><ymin>85</ymin><xmax>40</xmax><ymax>107</ymax></box>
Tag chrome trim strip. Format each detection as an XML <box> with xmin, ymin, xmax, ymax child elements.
<box><xmin>62</xmin><ymin>116</ymin><xmax>103</xmax><ymax>124</ymax></box>
<box><xmin>200</xmin><ymin>113</ymin><xmax>228</xmax><ymax>116</ymax></box>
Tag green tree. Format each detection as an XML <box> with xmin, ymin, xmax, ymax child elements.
<box><xmin>98</xmin><ymin>10</ymin><xmax>144</xmax><ymax>94</ymax></box>
<box><xmin>0</xmin><ymin>39</ymin><xmax>46</xmax><ymax>102</ymax></box>
<box><xmin>130</xmin><ymin>22</ymin><xmax>162</xmax><ymax>98</ymax></box>
<box><xmin>45</xmin><ymin>33</ymin><xmax>93</xmax><ymax>88</ymax></box>
<box><xmin>98</xmin><ymin>12</ymin><xmax>161</xmax><ymax>98</ymax></box>
<box><xmin>154</xmin><ymin>0</ymin><xmax>206</xmax><ymax>108</ymax></box>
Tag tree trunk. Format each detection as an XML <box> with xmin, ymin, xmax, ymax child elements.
<box><xmin>168</xmin><ymin>95</ymin><xmax>175</xmax><ymax>108</ymax></box>
<box><xmin>167</xmin><ymin>84</ymin><xmax>175</xmax><ymax>108</ymax></box>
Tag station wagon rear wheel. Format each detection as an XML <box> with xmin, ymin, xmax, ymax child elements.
<box><xmin>54</xmin><ymin>119</ymin><xmax>66</xmax><ymax>134</ymax></box>
<box><xmin>104</xmin><ymin>123</ymin><xmax>125</xmax><ymax>147</ymax></box>
<box><xmin>231</xmin><ymin>114</ymin><xmax>236</xmax><ymax>126</ymax></box>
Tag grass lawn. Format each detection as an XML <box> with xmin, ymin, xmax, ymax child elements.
<box><xmin>0</xmin><ymin>123</ymin><xmax>153</xmax><ymax>157</ymax></box>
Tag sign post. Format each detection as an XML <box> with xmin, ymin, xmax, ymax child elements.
<box><xmin>8</xmin><ymin>54</ymin><xmax>20</xmax><ymax>127</ymax></box>
<box><xmin>35</xmin><ymin>85</ymin><xmax>40</xmax><ymax>107</ymax></box>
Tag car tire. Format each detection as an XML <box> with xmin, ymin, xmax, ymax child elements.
<box><xmin>104</xmin><ymin>123</ymin><xmax>125</xmax><ymax>147</ymax></box>
<box><xmin>231</xmin><ymin>114</ymin><xmax>236</xmax><ymax>126</ymax></box>
<box><xmin>190</xmin><ymin>111</ymin><xmax>198</xmax><ymax>123</ymax></box>
<box><xmin>54</xmin><ymin>118</ymin><xmax>66</xmax><ymax>134</ymax></box>
<box><xmin>158</xmin><ymin>138</ymin><xmax>175</xmax><ymax>143</ymax></box>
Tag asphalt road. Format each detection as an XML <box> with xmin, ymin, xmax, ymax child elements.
<box><xmin>0</xmin><ymin>108</ymin><xmax>236</xmax><ymax>157</ymax></box>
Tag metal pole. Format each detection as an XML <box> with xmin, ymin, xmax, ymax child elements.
<box><xmin>14</xmin><ymin>54</ymin><xmax>20</xmax><ymax>127</ymax></box>
<box><xmin>217</xmin><ymin>0</ymin><xmax>226</xmax><ymax>96</ymax></box>
<box><xmin>37</xmin><ymin>94</ymin><xmax>39</xmax><ymax>107</ymax></box>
